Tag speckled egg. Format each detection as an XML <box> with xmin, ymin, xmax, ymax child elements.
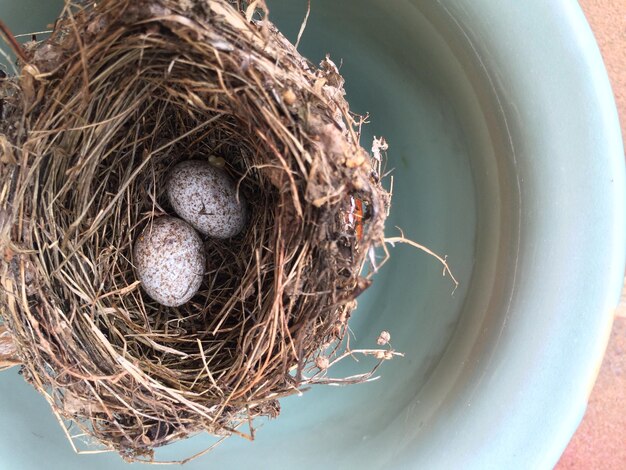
<box><xmin>166</xmin><ymin>160</ymin><xmax>247</xmax><ymax>238</ymax></box>
<box><xmin>133</xmin><ymin>217</ymin><xmax>205</xmax><ymax>307</ymax></box>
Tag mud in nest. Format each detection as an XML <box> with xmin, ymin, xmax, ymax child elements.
<box><xmin>0</xmin><ymin>0</ymin><xmax>397</xmax><ymax>462</ymax></box>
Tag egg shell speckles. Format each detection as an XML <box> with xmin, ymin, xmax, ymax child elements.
<box><xmin>166</xmin><ymin>160</ymin><xmax>247</xmax><ymax>238</ymax></box>
<box><xmin>133</xmin><ymin>217</ymin><xmax>205</xmax><ymax>307</ymax></box>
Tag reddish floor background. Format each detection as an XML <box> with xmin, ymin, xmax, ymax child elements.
<box><xmin>556</xmin><ymin>1</ymin><xmax>626</xmax><ymax>468</ymax></box>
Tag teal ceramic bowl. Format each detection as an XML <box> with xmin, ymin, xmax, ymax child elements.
<box><xmin>1</xmin><ymin>1</ymin><xmax>624</xmax><ymax>468</ymax></box>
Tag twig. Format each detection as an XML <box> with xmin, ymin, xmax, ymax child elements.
<box><xmin>295</xmin><ymin>0</ymin><xmax>311</xmax><ymax>50</ymax></box>
<box><xmin>0</xmin><ymin>20</ymin><xmax>28</xmax><ymax>64</ymax></box>
<box><xmin>385</xmin><ymin>236</ymin><xmax>459</xmax><ymax>289</ymax></box>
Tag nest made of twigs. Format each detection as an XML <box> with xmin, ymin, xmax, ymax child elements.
<box><xmin>0</xmin><ymin>0</ymin><xmax>395</xmax><ymax>462</ymax></box>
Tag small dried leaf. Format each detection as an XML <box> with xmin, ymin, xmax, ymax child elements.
<box><xmin>20</xmin><ymin>64</ymin><xmax>39</xmax><ymax>106</ymax></box>
<box><xmin>315</xmin><ymin>356</ymin><xmax>330</xmax><ymax>370</ymax></box>
<box><xmin>313</xmin><ymin>77</ymin><xmax>327</xmax><ymax>95</ymax></box>
<box><xmin>0</xmin><ymin>134</ymin><xmax>16</xmax><ymax>164</ymax></box>
<box><xmin>371</xmin><ymin>136</ymin><xmax>388</xmax><ymax>162</ymax></box>
<box><xmin>377</xmin><ymin>331</ymin><xmax>391</xmax><ymax>346</ymax></box>
<box><xmin>282</xmin><ymin>89</ymin><xmax>297</xmax><ymax>106</ymax></box>
<box><xmin>0</xmin><ymin>324</ymin><xmax>20</xmax><ymax>370</ymax></box>
<box><xmin>32</xmin><ymin>44</ymin><xmax>63</xmax><ymax>73</ymax></box>
<box><xmin>63</xmin><ymin>392</ymin><xmax>106</xmax><ymax>415</ymax></box>
<box><xmin>245</xmin><ymin>0</ymin><xmax>260</xmax><ymax>22</ymax></box>
<box><xmin>346</xmin><ymin>154</ymin><xmax>366</xmax><ymax>169</ymax></box>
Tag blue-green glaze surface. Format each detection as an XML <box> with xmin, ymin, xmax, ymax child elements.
<box><xmin>0</xmin><ymin>0</ymin><xmax>623</xmax><ymax>469</ymax></box>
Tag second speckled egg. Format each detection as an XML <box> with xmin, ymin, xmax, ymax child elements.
<box><xmin>167</xmin><ymin>160</ymin><xmax>247</xmax><ymax>238</ymax></box>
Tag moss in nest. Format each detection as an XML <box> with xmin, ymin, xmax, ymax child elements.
<box><xmin>0</xmin><ymin>0</ymin><xmax>400</xmax><ymax>462</ymax></box>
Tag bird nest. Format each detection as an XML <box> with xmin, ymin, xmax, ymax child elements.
<box><xmin>0</xmin><ymin>0</ymin><xmax>397</xmax><ymax>462</ymax></box>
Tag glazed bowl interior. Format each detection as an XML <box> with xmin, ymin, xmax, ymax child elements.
<box><xmin>1</xmin><ymin>1</ymin><xmax>624</xmax><ymax>469</ymax></box>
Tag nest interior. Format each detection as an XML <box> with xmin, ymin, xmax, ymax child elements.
<box><xmin>0</xmin><ymin>0</ymin><xmax>391</xmax><ymax>461</ymax></box>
